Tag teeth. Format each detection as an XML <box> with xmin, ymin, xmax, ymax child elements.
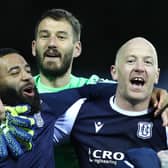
<box><xmin>130</xmin><ymin>77</ymin><xmax>145</xmax><ymax>85</ymax></box>
<box><xmin>134</xmin><ymin>77</ymin><xmax>144</xmax><ymax>81</ymax></box>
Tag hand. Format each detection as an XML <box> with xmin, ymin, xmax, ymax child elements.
<box><xmin>5</xmin><ymin>105</ymin><xmax>35</xmax><ymax>151</ymax></box>
<box><xmin>5</xmin><ymin>104</ymin><xmax>31</xmax><ymax>116</ymax></box>
<box><xmin>6</xmin><ymin>112</ymin><xmax>35</xmax><ymax>142</ymax></box>
<box><xmin>6</xmin><ymin>110</ymin><xmax>35</xmax><ymax>128</ymax></box>
<box><xmin>0</xmin><ymin>121</ymin><xmax>24</xmax><ymax>158</ymax></box>
<box><xmin>157</xmin><ymin>150</ymin><xmax>168</xmax><ymax>168</ymax></box>
<box><xmin>0</xmin><ymin>105</ymin><xmax>35</xmax><ymax>159</ymax></box>
<box><xmin>151</xmin><ymin>88</ymin><xmax>168</xmax><ymax>126</ymax></box>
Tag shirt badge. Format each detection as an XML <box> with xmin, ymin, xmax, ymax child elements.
<box><xmin>137</xmin><ymin>122</ymin><xmax>153</xmax><ymax>139</ymax></box>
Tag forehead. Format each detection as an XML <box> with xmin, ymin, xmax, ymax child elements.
<box><xmin>0</xmin><ymin>53</ymin><xmax>27</xmax><ymax>70</ymax></box>
<box><xmin>38</xmin><ymin>17</ymin><xmax>73</xmax><ymax>33</ymax></box>
<box><xmin>122</xmin><ymin>39</ymin><xmax>156</xmax><ymax>57</ymax></box>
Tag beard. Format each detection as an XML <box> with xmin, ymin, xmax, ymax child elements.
<box><xmin>36</xmin><ymin>48</ymin><xmax>73</xmax><ymax>78</ymax></box>
<box><xmin>0</xmin><ymin>87</ymin><xmax>40</xmax><ymax>114</ymax></box>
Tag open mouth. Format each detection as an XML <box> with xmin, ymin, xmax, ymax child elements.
<box><xmin>45</xmin><ymin>53</ymin><xmax>59</xmax><ymax>57</ymax></box>
<box><xmin>22</xmin><ymin>85</ymin><xmax>35</xmax><ymax>97</ymax></box>
<box><xmin>45</xmin><ymin>49</ymin><xmax>60</xmax><ymax>57</ymax></box>
<box><xmin>130</xmin><ymin>77</ymin><xmax>145</xmax><ymax>86</ymax></box>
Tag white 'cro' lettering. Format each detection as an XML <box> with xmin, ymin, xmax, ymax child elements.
<box><xmin>92</xmin><ymin>149</ymin><xmax>124</xmax><ymax>160</ymax></box>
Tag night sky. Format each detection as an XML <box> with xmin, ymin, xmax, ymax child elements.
<box><xmin>0</xmin><ymin>0</ymin><xmax>167</xmax><ymax>88</ymax></box>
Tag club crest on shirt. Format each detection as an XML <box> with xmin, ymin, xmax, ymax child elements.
<box><xmin>34</xmin><ymin>112</ymin><xmax>44</xmax><ymax>127</ymax></box>
<box><xmin>137</xmin><ymin>122</ymin><xmax>153</xmax><ymax>139</ymax></box>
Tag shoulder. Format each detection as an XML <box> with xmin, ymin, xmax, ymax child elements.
<box><xmin>77</xmin><ymin>82</ymin><xmax>117</xmax><ymax>99</ymax></box>
<box><xmin>87</xmin><ymin>74</ymin><xmax>117</xmax><ymax>84</ymax></box>
<box><xmin>33</xmin><ymin>74</ymin><xmax>40</xmax><ymax>84</ymax></box>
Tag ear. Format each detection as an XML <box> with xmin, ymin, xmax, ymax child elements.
<box><xmin>73</xmin><ymin>41</ymin><xmax>82</xmax><ymax>58</ymax></box>
<box><xmin>32</xmin><ymin>40</ymin><xmax>36</xmax><ymax>57</ymax></box>
<box><xmin>110</xmin><ymin>65</ymin><xmax>118</xmax><ymax>81</ymax></box>
<box><xmin>154</xmin><ymin>68</ymin><xmax>160</xmax><ymax>84</ymax></box>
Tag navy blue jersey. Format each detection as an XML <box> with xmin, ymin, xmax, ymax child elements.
<box><xmin>39</xmin><ymin>84</ymin><xmax>167</xmax><ymax>168</ymax></box>
<box><xmin>71</xmin><ymin>96</ymin><xmax>167</xmax><ymax>167</ymax></box>
<box><xmin>38</xmin><ymin>83</ymin><xmax>168</xmax><ymax>168</ymax></box>
<box><xmin>40</xmin><ymin>83</ymin><xmax>168</xmax><ymax>167</ymax></box>
<box><xmin>0</xmin><ymin>101</ymin><xmax>56</xmax><ymax>168</ymax></box>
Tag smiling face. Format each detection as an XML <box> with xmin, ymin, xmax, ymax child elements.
<box><xmin>32</xmin><ymin>17</ymin><xmax>81</xmax><ymax>77</ymax></box>
<box><xmin>0</xmin><ymin>53</ymin><xmax>39</xmax><ymax>109</ymax></box>
<box><xmin>111</xmin><ymin>37</ymin><xmax>160</xmax><ymax>105</ymax></box>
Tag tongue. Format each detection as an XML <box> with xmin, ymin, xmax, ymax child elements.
<box><xmin>132</xmin><ymin>83</ymin><xmax>143</xmax><ymax>90</ymax></box>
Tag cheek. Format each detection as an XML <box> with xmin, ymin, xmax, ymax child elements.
<box><xmin>152</xmin><ymin>74</ymin><xmax>159</xmax><ymax>84</ymax></box>
<box><xmin>7</xmin><ymin>79</ymin><xmax>19</xmax><ymax>89</ymax></box>
<box><xmin>148</xmin><ymin>70</ymin><xmax>159</xmax><ymax>83</ymax></box>
<box><xmin>118</xmin><ymin>69</ymin><xmax>128</xmax><ymax>80</ymax></box>
<box><xmin>36</xmin><ymin>40</ymin><xmax>47</xmax><ymax>49</ymax></box>
<box><xmin>61</xmin><ymin>41</ymin><xmax>74</xmax><ymax>50</ymax></box>
<box><xmin>0</xmin><ymin>78</ymin><xmax>9</xmax><ymax>87</ymax></box>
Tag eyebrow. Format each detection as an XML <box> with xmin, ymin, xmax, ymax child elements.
<box><xmin>127</xmin><ymin>55</ymin><xmax>154</xmax><ymax>58</ymax></box>
<box><xmin>38</xmin><ymin>30</ymin><xmax>49</xmax><ymax>34</ymax></box>
<box><xmin>39</xmin><ymin>29</ymin><xmax>68</xmax><ymax>35</ymax></box>
<box><xmin>8</xmin><ymin>64</ymin><xmax>30</xmax><ymax>73</ymax></box>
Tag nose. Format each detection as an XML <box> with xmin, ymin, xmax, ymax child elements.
<box><xmin>21</xmin><ymin>70</ymin><xmax>33</xmax><ymax>81</ymax></box>
<box><xmin>134</xmin><ymin>61</ymin><xmax>145</xmax><ymax>73</ymax></box>
<box><xmin>48</xmin><ymin>36</ymin><xmax>58</xmax><ymax>48</ymax></box>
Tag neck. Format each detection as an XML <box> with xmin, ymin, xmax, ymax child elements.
<box><xmin>115</xmin><ymin>92</ymin><xmax>151</xmax><ymax>112</ymax></box>
<box><xmin>39</xmin><ymin>70</ymin><xmax>71</xmax><ymax>88</ymax></box>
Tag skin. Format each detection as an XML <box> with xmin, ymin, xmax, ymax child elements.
<box><xmin>32</xmin><ymin>17</ymin><xmax>81</xmax><ymax>88</ymax></box>
<box><xmin>110</xmin><ymin>37</ymin><xmax>168</xmax><ymax>166</ymax></box>
<box><xmin>30</xmin><ymin>16</ymin><xmax>168</xmax><ymax>125</ymax></box>
<box><xmin>0</xmin><ymin>99</ymin><xmax>5</xmax><ymax>120</ymax></box>
<box><xmin>111</xmin><ymin>37</ymin><xmax>160</xmax><ymax>111</ymax></box>
<box><xmin>0</xmin><ymin>53</ymin><xmax>35</xmax><ymax>108</ymax></box>
<box><xmin>0</xmin><ymin>51</ymin><xmax>167</xmax><ymax>167</ymax></box>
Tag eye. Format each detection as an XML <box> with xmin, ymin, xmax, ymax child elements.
<box><xmin>39</xmin><ymin>31</ymin><xmax>50</xmax><ymax>39</ymax></box>
<box><xmin>144</xmin><ymin>60</ymin><xmax>153</xmax><ymax>66</ymax></box>
<box><xmin>126</xmin><ymin>56</ymin><xmax>136</xmax><ymax>64</ymax></box>
<box><xmin>26</xmin><ymin>68</ymin><xmax>31</xmax><ymax>74</ymax></box>
<box><xmin>127</xmin><ymin>59</ymin><xmax>135</xmax><ymax>64</ymax></box>
<box><xmin>40</xmin><ymin>34</ymin><xmax>49</xmax><ymax>38</ymax></box>
<box><xmin>10</xmin><ymin>69</ymin><xmax>19</xmax><ymax>76</ymax></box>
<box><xmin>57</xmin><ymin>35</ymin><xmax>67</xmax><ymax>40</ymax></box>
<box><xmin>25</xmin><ymin>66</ymin><xmax>32</xmax><ymax>73</ymax></box>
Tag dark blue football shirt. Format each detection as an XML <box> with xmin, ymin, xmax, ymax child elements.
<box><xmin>40</xmin><ymin>83</ymin><xmax>168</xmax><ymax>168</ymax></box>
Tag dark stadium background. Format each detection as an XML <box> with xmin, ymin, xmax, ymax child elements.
<box><xmin>0</xmin><ymin>0</ymin><xmax>167</xmax><ymax>89</ymax></box>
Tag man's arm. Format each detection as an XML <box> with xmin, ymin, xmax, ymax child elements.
<box><xmin>53</xmin><ymin>98</ymin><xmax>86</xmax><ymax>144</ymax></box>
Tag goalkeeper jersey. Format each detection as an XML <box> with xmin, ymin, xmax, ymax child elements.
<box><xmin>40</xmin><ymin>83</ymin><xmax>168</xmax><ymax>168</ymax></box>
<box><xmin>34</xmin><ymin>74</ymin><xmax>113</xmax><ymax>93</ymax></box>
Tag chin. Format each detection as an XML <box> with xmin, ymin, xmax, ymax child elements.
<box><xmin>23</xmin><ymin>95</ymin><xmax>34</xmax><ymax>104</ymax></box>
<box><xmin>130</xmin><ymin>93</ymin><xmax>149</xmax><ymax>102</ymax></box>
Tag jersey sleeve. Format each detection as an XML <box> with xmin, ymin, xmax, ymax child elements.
<box><xmin>77</xmin><ymin>82</ymin><xmax>117</xmax><ymax>99</ymax></box>
<box><xmin>86</xmin><ymin>74</ymin><xmax>117</xmax><ymax>84</ymax></box>
<box><xmin>53</xmin><ymin>98</ymin><xmax>87</xmax><ymax>144</ymax></box>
